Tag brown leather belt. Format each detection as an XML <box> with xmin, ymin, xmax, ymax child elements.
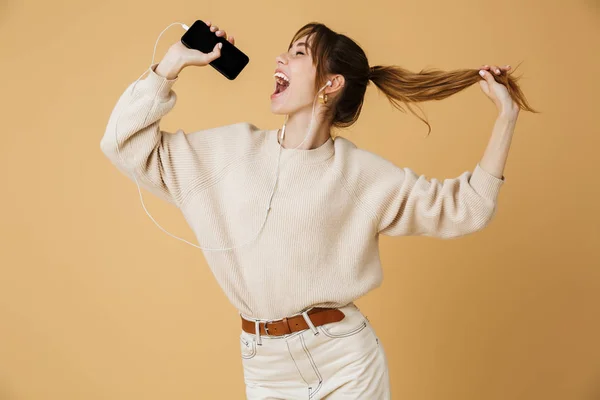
<box><xmin>241</xmin><ymin>307</ymin><xmax>346</xmax><ymax>336</ymax></box>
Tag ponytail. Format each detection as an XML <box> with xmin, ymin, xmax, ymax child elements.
<box><xmin>369</xmin><ymin>62</ymin><xmax>538</xmax><ymax>135</ymax></box>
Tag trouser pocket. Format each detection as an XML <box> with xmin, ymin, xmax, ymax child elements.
<box><xmin>240</xmin><ymin>332</ymin><xmax>257</xmax><ymax>359</ymax></box>
<box><xmin>317</xmin><ymin>303</ymin><xmax>369</xmax><ymax>338</ymax></box>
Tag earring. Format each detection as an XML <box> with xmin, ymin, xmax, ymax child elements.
<box><xmin>318</xmin><ymin>93</ymin><xmax>328</xmax><ymax>104</ymax></box>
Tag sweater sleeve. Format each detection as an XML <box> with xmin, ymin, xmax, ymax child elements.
<box><xmin>100</xmin><ymin>63</ymin><xmax>236</xmax><ymax>207</ymax></box>
<box><xmin>376</xmin><ymin>163</ymin><xmax>505</xmax><ymax>238</ymax></box>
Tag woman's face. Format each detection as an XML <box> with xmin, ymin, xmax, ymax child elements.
<box><xmin>270</xmin><ymin>35</ymin><xmax>319</xmax><ymax>115</ymax></box>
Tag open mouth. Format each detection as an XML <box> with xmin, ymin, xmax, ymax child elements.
<box><xmin>273</xmin><ymin>73</ymin><xmax>290</xmax><ymax>96</ymax></box>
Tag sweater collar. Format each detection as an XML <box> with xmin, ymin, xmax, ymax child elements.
<box><xmin>264</xmin><ymin>129</ymin><xmax>334</xmax><ymax>164</ymax></box>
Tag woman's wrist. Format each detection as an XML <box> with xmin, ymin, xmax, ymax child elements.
<box><xmin>155</xmin><ymin>54</ymin><xmax>184</xmax><ymax>80</ymax></box>
<box><xmin>498</xmin><ymin>107</ymin><xmax>519</xmax><ymax>123</ymax></box>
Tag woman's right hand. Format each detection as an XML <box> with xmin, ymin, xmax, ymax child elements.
<box><xmin>167</xmin><ymin>21</ymin><xmax>235</xmax><ymax>69</ymax></box>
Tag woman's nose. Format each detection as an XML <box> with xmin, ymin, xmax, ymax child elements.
<box><xmin>275</xmin><ymin>53</ymin><xmax>288</xmax><ymax>65</ymax></box>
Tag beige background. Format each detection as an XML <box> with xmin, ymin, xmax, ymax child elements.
<box><xmin>1</xmin><ymin>0</ymin><xmax>599</xmax><ymax>399</ymax></box>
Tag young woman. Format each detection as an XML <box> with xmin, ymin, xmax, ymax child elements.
<box><xmin>101</xmin><ymin>20</ymin><xmax>534</xmax><ymax>399</ymax></box>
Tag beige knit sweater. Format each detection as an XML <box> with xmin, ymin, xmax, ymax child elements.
<box><xmin>100</xmin><ymin>63</ymin><xmax>505</xmax><ymax>320</ymax></box>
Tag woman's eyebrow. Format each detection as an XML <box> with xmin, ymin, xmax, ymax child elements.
<box><xmin>288</xmin><ymin>42</ymin><xmax>308</xmax><ymax>51</ymax></box>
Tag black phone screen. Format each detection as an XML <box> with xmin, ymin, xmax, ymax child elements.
<box><xmin>180</xmin><ymin>20</ymin><xmax>249</xmax><ymax>80</ymax></box>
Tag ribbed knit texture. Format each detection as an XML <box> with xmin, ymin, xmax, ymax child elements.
<box><xmin>101</xmin><ymin>64</ymin><xmax>506</xmax><ymax>320</ymax></box>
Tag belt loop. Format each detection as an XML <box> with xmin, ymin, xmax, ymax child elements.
<box><xmin>302</xmin><ymin>310</ymin><xmax>319</xmax><ymax>336</ymax></box>
<box><xmin>254</xmin><ymin>320</ymin><xmax>262</xmax><ymax>346</ymax></box>
<box><xmin>282</xmin><ymin>317</ymin><xmax>290</xmax><ymax>334</ymax></box>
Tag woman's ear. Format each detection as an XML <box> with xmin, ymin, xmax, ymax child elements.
<box><xmin>326</xmin><ymin>75</ymin><xmax>345</xmax><ymax>94</ymax></box>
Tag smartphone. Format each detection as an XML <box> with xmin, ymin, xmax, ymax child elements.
<box><xmin>180</xmin><ymin>20</ymin><xmax>249</xmax><ymax>80</ymax></box>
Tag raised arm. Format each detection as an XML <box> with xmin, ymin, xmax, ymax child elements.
<box><xmin>100</xmin><ymin>60</ymin><xmax>187</xmax><ymax>206</ymax></box>
<box><xmin>100</xmin><ymin>26</ymin><xmax>233</xmax><ymax>206</ymax></box>
<box><xmin>377</xmin><ymin>64</ymin><xmax>519</xmax><ymax>238</ymax></box>
<box><xmin>376</xmin><ymin>162</ymin><xmax>505</xmax><ymax>238</ymax></box>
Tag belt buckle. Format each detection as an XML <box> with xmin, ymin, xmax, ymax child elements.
<box><xmin>263</xmin><ymin>319</ymin><xmax>273</xmax><ymax>337</ymax></box>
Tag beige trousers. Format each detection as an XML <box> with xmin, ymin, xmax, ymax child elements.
<box><xmin>239</xmin><ymin>303</ymin><xmax>391</xmax><ymax>399</ymax></box>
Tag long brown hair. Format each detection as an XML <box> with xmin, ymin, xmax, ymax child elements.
<box><xmin>288</xmin><ymin>22</ymin><xmax>538</xmax><ymax>136</ymax></box>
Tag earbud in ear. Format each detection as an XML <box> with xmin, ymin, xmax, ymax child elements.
<box><xmin>319</xmin><ymin>80</ymin><xmax>332</xmax><ymax>92</ymax></box>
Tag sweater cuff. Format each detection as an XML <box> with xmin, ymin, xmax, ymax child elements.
<box><xmin>470</xmin><ymin>163</ymin><xmax>505</xmax><ymax>202</ymax></box>
<box><xmin>144</xmin><ymin>63</ymin><xmax>179</xmax><ymax>99</ymax></box>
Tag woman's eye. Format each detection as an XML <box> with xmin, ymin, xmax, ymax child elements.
<box><xmin>295</xmin><ymin>51</ymin><xmax>304</xmax><ymax>55</ymax></box>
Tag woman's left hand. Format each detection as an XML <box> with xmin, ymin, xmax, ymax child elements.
<box><xmin>478</xmin><ymin>64</ymin><xmax>519</xmax><ymax>119</ymax></box>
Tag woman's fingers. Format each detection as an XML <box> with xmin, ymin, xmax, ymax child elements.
<box><xmin>207</xmin><ymin>22</ymin><xmax>226</xmax><ymax>39</ymax></box>
<box><xmin>479</xmin><ymin>64</ymin><xmax>512</xmax><ymax>75</ymax></box>
<box><xmin>492</xmin><ymin>65</ymin><xmax>511</xmax><ymax>74</ymax></box>
<box><xmin>204</xmin><ymin>21</ymin><xmax>234</xmax><ymax>45</ymax></box>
